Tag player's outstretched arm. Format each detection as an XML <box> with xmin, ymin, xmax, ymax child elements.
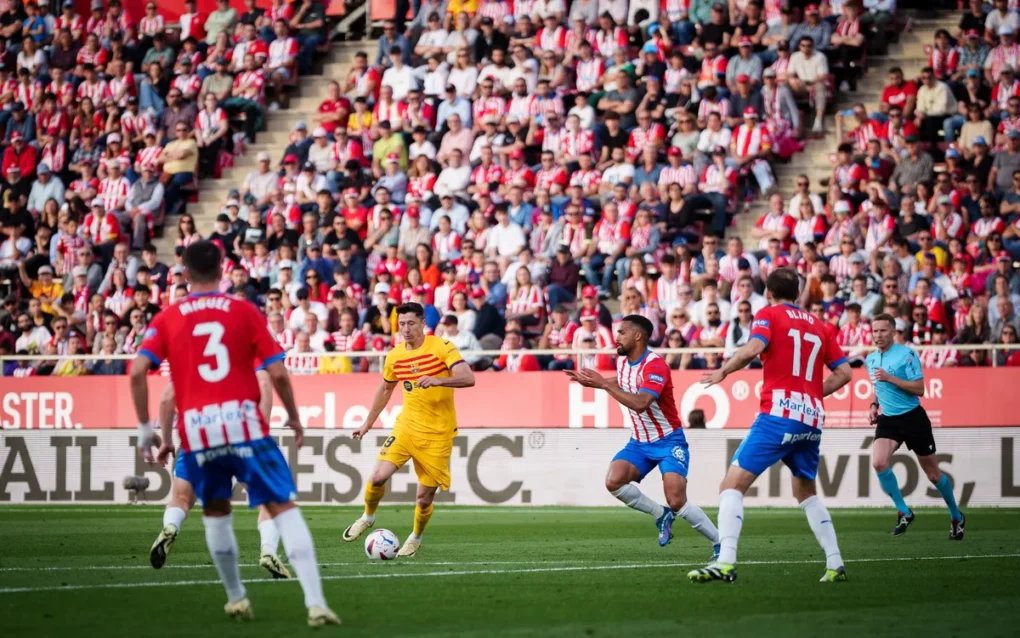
<box><xmin>353</xmin><ymin>379</ymin><xmax>399</xmax><ymax>439</ymax></box>
<box><xmin>565</xmin><ymin>368</ymin><xmax>655</xmax><ymax>412</ymax></box>
<box><xmin>264</xmin><ymin>360</ymin><xmax>304</xmax><ymax>447</ymax></box>
<box><xmin>822</xmin><ymin>361</ymin><xmax>853</xmax><ymax>397</ymax></box>
<box><xmin>702</xmin><ymin>338</ymin><xmax>766</xmax><ymax>386</ymax></box>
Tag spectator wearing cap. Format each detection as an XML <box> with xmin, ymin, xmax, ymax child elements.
<box><xmin>727</xmin><ymin>73</ymin><xmax>764</xmax><ymax>129</ymax></box>
<box><xmin>469</xmin><ymin>286</ymin><xmax>505</xmax><ymax>349</ymax></box>
<box><xmin>993</xmin><ymin>129</ymin><xmax>1020</xmax><ymax>193</ymax></box>
<box><xmin>790</xmin><ymin>4</ymin><xmax>831</xmax><ymax>50</ymax></box>
<box><xmin>730</xmin><ymin>106</ymin><xmax>776</xmax><ymax>194</ymax></box>
<box><xmin>27</xmin><ymin>162</ymin><xmax>64</xmax><ymax>217</ymax></box>
<box><xmin>243</xmin><ymin>152</ymin><xmax>279</xmax><ymax>210</ymax></box>
<box><xmin>3</xmin><ymin>130</ymin><xmax>36</xmax><ymax>179</ymax></box>
<box><xmin>5</xmin><ymin>102</ymin><xmax>35</xmax><ymax>146</ymax></box>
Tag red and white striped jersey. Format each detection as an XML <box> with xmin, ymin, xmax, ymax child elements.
<box><xmin>196</xmin><ymin>108</ymin><xmax>228</xmax><ymax>142</ymax></box>
<box><xmin>654</xmin><ymin>272</ymin><xmax>691</xmax><ymax>314</ymax></box>
<box><xmin>138</xmin><ymin>14</ymin><xmax>164</xmax><ymax>37</ymax></box>
<box><xmin>699</xmin><ymin>164</ymin><xmax>737</xmax><ymax>196</ymax></box>
<box><xmin>615</xmin><ymin>351</ymin><xmax>684</xmax><ymax>443</ymax></box>
<box><xmin>99</xmin><ymin>177</ymin><xmax>130</xmax><ymax>211</ymax></box>
<box><xmin>594</xmin><ymin>27</ymin><xmax>628</xmax><ymax>58</ymax></box>
<box><xmin>372</xmin><ymin>99</ymin><xmax>407</xmax><ymax>127</ymax></box>
<box><xmin>594</xmin><ymin>218</ymin><xmax>631</xmax><ymax>254</ymax></box>
<box><xmin>46</xmin><ymin>80</ymin><xmax>75</xmax><ymax>105</ymax></box>
<box><xmin>535</xmin><ymin>26</ymin><xmax>566</xmax><ymax>52</ymax></box>
<box><xmin>331</xmin><ymin>328</ymin><xmax>367</xmax><ymax>352</ymax></box>
<box><xmin>751</xmin><ymin>303</ymin><xmax>847</xmax><ymax>428</ymax></box>
<box><xmin>507</xmin><ymin>284</ymin><xmax>544</xmax><ymax>316</ymax></box>
<box><xmin>268</xmin><ymin>37</ymin><xmax>298</xmax><ymax>68</ymax></box>
<box><xmin>15</xmin><ymin>80</ymin><xmax>41</xmax><ymax>111</ymax></box>
<box><xmin>478</xmin><ymin>0</ymin><xmax>510</xmax><ymax>22</ymax></box>
<box><xmin>972</xmin><ymin>216</ymin><xmax>1006</xmax><ymax>239</ymax></box>
<box><xmin>929</xmin><ymin>46</ymin><xmax>959</xmax><ymax>78</ymax></box>
<box><xmin>993</xmin><ymin>79</ymin><xmax>1020</xmax><ymax>111</ymax></box>
<box><xmin>136</xmin><ymin>145</ymin><xmax>162</xmax><ymax>169</ymax></box>
<box><xmin>83</xmin><ymin>211</ymin><xmax>121</xmax><ymax>244</ymax></box>
<box><xmin>512</xmin><ymin>0</ymin><xmax>537</xmax><ymax>18</ymax></box>
<box><xmin>575</xmin><ymin>57</ymin><xmax>604</xmax><ymax>92</ymax></box>
<box><xmin>40</xmin><ymin>142</ymin><xmax>67</xmax><ymax>174</ymax></box>
<box><xmin>76</xmin><ymin>79</ymin><xmax>109</xmax><ymax>103</ymax></box>
<box><xmin>269</xmin><ymin>1</ymin><xmax>295</xmax><ymax>22</ymax></box>
<box><xmin>503</xmin><ymin>166</ymin><xmax>535</xmax><ymax>189</ymax></box>
<box><xmin>864</xmin><ymin>213</ymin><xmax>896</xmax><ymax>251</ymax></box>
<box><xmin>508</xmin><ymin>94</ymin><xmax>536</xmax><ymax>121</ymax></box>
<box><xmin>170</xmin><ymin>73</ymin><xmax>200</xmax><ymax>98</ymax></box>
<box><xmin>108</xmin><ymin>74</ymin><xmax>136</xmax><ymax>107</ymax></box>
<box><xmin>697</xmin><ymin>96</ymin><xmax>730</xmax><ymax>122</ymax></box>
<box><xmin>919</xmin><ymin>346</ymin><xmax>956</xmax><ymax>368</ymax></box>
<box><xmin>473</xmin><ymin>95</ymin><xmax>506</xmax><ymax>123</ymax></box>
<box><xmin>987</xmin><ymin>44</ymin><xmax>1020</xmax><ymax>83</ymax></box>
<box><xmin>661</xmin><ymin>0</ymin><xmax>690</xmax><ymax>22</ymax></box>
<box><xmin>233</xmin><ymin>70</ymin><xmax>266</xmax><ymax>102</ymax></box>
<box><xmin>57</xmin><ymin>13</ymin><xmax>84</xmax><ymax>35</ymax></box>
<box><xmin>835</xmin><ymin>16</ymin><xmax>860</xmax><ymax>38</ymax></box>
<box><xmin>122</xmin><ymin>110</ymin><xmax>153</xmax><ymax>139</ymax></box>
<box><xmin>932</xmin><ymin>212</ymin><xmax>965</xmax><ymax>241</ymax></box>
<box><xmin>559</xmin><ymin>129</ymin><xmax>594</xmax><ymax>158</ymax></box>
<box><xmin>834</xmin><ymin>162</ymin><xmax>865</xmax><ymax>192</ymax></box>
<box><xmin>471</xmin><ymin>163</ymin><xmax>503</xmax><ymax>187</ymax></box>
<box><xmin>732</xmin><ymin>123</ymin><xmax>772</xmax><ymax>159</ymax></box>
<box><xmin>432</xmin><ymin>229</ymin><xmax>462</xmax><ymax>261</ymax></box>
<box><xmin>76</xmin><ymin>45</ymin><xmax>108</xmax><ymax>67</ymax></box>
<box><xmin>570</xmin><ymin>168</ymin><xmax>602</xmax><ymax>191</ymax></box>
<box><xmin>698</xmin><ymin>54</ymin><xmax>728</xmax><ymax>86</ymax></box>
<box><xmin>658</xmin><ymin>163</ymin><xmax>697</xmax><ymax>190</ymax></box>
<box><xmin>535</xmin><ymin>166</ymin><xmax>567</xmax><ymax>191</ymax></box>
<box><xmin>57</xmin><ymin>234</ymin><xmax>87</xmax><ymax>274</ymax></box>
<box><xmin>828</xmin><ymin>253</ymin><xmax>853</xmax><ymax>283</ymax></box>
<box><xmin>755</xmin><ymin>212</ymin><xmax>796</xmax><ymax>251</ymax></box>
<box><xmin>85</xmin><ymin>14</ymin><xmax>105</xmax><ymax>37</ymax></box>
<box><xmin>837</xmin><ymin>321</ymin><xmax>873</xmax><ymax>347</ymax></box>
<box><xmin>627</xmin><ymin>124</ymin><xmax>665</xmax><ymax>161</ymax></box>
<box><xmin>271</xmin><ymin>327</ymin><xmax>296</xmax><ymax>351</ymax></box>
<box><xmin>849</xmin><ymin>119</ymin><xmax>885</xmax><ymax>151</ymax></box>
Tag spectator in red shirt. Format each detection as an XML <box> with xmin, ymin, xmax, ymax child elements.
<box><xmin>878</xmin><ymin>67</ymin><xmax>917</xmax><ymax>120</ymax></box>
<box><xmin>2</xmin><ymin>132</ymin><xmax>38</xmax><ymax>179</ymax></box>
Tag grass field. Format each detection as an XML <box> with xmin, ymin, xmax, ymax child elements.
<box><xmin>1</xmin><ymin>506</ymin><xmax>1019</xmax><ymax>637</ymax></box>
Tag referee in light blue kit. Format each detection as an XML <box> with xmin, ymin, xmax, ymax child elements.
<box><xmin>866</xmin><ymin>314</ymin><xmax>964</xmax><ymax>539</ymax></box>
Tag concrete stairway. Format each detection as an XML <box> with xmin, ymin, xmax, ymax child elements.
<box><xmin>151</xmin><ymin>42</ymin><xmax>367</xmax><ymax>258</ymax></box>
<box><xmin>732</xmin><ymin>13</ymin><xmax>958</xmax><ymax>247</ymax></box>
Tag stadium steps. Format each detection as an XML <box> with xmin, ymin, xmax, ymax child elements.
<box><xmin>731</xmin><ymin>11</ymin><xmax>955</xmax><ymax>249</ymax></box>
<box><xmin>150</xmin><ymin>42</ymin><xmax>367</xmax><ymax>258</ymax></box>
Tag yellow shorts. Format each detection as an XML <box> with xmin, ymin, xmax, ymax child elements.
<box><xmin>376</xmin><ymin>430</ymin><xmax>453</xmax><ymax>490</ymax></box>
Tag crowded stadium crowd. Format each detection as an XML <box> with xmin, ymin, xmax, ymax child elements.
<box><xmin>3</xmin><ymin>0</ymin><xmax>1020</xmax><ymax>377</ymax></box>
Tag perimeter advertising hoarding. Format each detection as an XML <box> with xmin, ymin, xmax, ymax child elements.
<box><xmin>2</xmin><ymin>429</ymin><xmax>1019</xmax><ymax>507</ymax></box>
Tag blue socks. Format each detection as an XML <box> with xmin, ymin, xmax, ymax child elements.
<box><xmin>934</xmin><ymin>474</ymin><xmax>963</xmax><ymax>520</ymax></box>
<box><xmin>876</xmin><ymin>468</ymin><xmax>911</xmax><ymax>515</ymax></box>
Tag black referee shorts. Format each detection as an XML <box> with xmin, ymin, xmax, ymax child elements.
<box><xmin>875</xmin><ymin>405</ymin><xmax>936</xmax><ymax>456</ymax></box>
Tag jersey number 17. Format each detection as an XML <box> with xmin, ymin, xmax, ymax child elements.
<box><xmin>787</xmin><ymin>328</ymin><xmax>822</xmax><ymax>381</ymax></box>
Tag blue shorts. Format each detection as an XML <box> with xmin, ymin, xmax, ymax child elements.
<box><xmin>731</xmin><ymin>414</ymin><xmax>822</xmax><ymax>480</ymax></box>
<box><xmin>612</xmin><ymin>429</ymin><xmax>690</xmax><ymax>480</ymax></box>
<box><xmin>173</xmin><ymin>451</ymin><xmax>191</xmax><ymax>484</ymax></box>
<box><xmin>179</xmin><ymin>438</ymin><xmax>296</xmax><ymax>508</ymax></box>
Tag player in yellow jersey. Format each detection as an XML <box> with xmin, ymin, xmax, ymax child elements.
<box><xmin>343</xmin><ymin>302</ymin><xmax>475</xmax><ymax>557</ymax></box>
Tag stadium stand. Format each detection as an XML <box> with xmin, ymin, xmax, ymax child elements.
<box><xmin>4</xmin><ymin>1</ymin><xmax>1019</xmax><ymax>377</ymax></box>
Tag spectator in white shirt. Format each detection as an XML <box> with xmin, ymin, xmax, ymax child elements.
<box><xmin>437</xmin><ymin>313</ymin><xmax>488</xmax><ymax>368</ymax></box>
<box><xmin>303</xmin><ymin>312</ymin><xmax>331</xmax><ymax>351</ymax></box>
<box><xmin>787</xmin><ymin>36</ymin><xmax>830</xmax><ymax>134</ymax></box>
<box><xmin>381</xmin><ymin>47</ymin><xmax>417</xmax><ymax>101</ymax></box>
<box><xmin>487</xmin><ymin>206</ymin><xmax>527</xmax><ymax>261</ymax></box>
<box><xmin>433</xmin><ymin>148</ymin><xmax>472</xmax><ymax>198</ymax></box>
<box><xmin>288</xmin><ymin>287</ymin><xmax>328</xmax><ymax>331</ymax></box>
<box><xmin>430</xmin><ymin>194</ymin><xmax>470</xmax><ymax>234</ymax></box>
<box><xmin>690</xmin><ymin>279</ymin><xmax>732</xmax><ymax>326</ymax></box>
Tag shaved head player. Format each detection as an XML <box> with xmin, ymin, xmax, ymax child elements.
<box><xmin>567</xmin><ymin>314</ymin><xmax>721</xmax><ymax>553</ymax></box>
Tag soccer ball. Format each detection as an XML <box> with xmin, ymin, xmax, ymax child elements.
<box><xmin>364</xmin><ymin>529</ymin><xmax>400</xmax><ymax>560</ymax></box>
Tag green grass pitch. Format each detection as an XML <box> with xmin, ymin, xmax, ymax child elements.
<box><xmin>1</xmin><ymin>506</ymin><xmax>1019</xmax><ymax>637</ymax></box>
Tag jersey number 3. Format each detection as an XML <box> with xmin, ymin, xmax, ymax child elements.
<box><xmin>787</xmin><ymin>328</ymin><xmax>821</xmax><ymax>382</ymax></box>
<box><xmin>194</xmin><ymin>321</ymin><xmax>230</xmax><ymax>383</ymax></box>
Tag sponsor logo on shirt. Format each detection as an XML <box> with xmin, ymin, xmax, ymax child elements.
<box><xmin>649</xmin><ymin>374</ymin><xmax>664</xmax><ymax>384</ymax></box>
<box><xmin>752</xmin><ymin>319</ymin><xmax>770</xmax><ymax>328</ymax></box>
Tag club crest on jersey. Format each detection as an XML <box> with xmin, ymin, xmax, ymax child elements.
<box><xmin>410</xmin><ymin>363</ymin><xmax>420</xmax><ymax>374</ymax></box>
<box><xmin>671</xmin><ymin>446</ymin><xmax>687</xmax><ymax>465</ymax></box>
<box><xmin>143</xmin><ymin>327</ymin><xmax>157</xmax><ymax>339</ymax></box>
<box><xmin>403</xmin><ymin>380</ymin><xmax>413</xmax><ymax>392</ymax></box>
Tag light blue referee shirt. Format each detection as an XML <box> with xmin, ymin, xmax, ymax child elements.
<box><xmin>865</xmin><ymin>343</ymin><xmax>923</xmax><ymax>416</ymax></box>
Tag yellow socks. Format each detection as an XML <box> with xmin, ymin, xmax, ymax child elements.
<box><xmin>412</xmin><ymin>504</ymin><xmax>434</xmax><ymax>537</ymax></box>
<box><xmin>364</xmin><ymin>483</ymin><xmax>386</xmax><ymax>517</ymax></box>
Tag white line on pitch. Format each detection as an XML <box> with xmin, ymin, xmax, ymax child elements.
<box><xmin>0</xmin><ymin>553</ymin><xmax>1017</xmax><ymax>595</ymax></box>
<box><xmin>0</xmin><ymin>560</ymin><xmax>591</xmax><ymax>573</ymax></box>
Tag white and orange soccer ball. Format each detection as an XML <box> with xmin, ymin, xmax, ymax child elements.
<box><xmin>364</xmin><ymin>529</ymin><xmax>400</xmax><ymax>560</ymax></box>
